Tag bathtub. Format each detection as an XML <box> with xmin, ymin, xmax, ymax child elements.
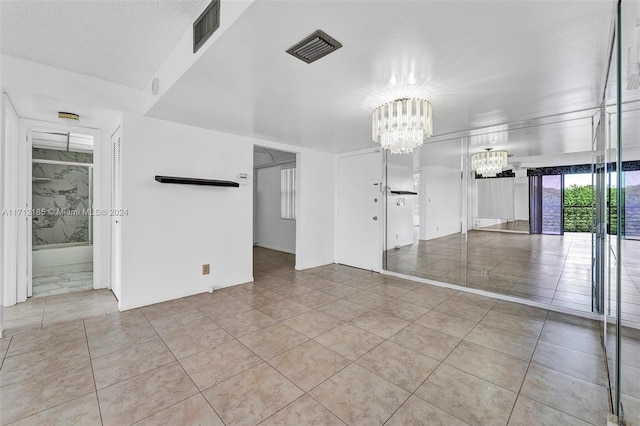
<box><xmin>32</xmin><ymin>242</ymin><xmax>93</xmax><ymax>276</ymax></box>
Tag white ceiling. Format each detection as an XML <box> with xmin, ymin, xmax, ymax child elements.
<box><xmin>148</xmin><ymin>0</ymin><xmax>615</xmax><ymax>153</ymax></box>
<box><xmin>0</xmin><ymin>0</ymin><xmax>208</xmax><ymax>88</ymax></box>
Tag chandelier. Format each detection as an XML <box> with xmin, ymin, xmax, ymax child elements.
<box><xmin>372</xmin><ymin>98</ymin><xmax>433</xmax><ymax>154</ymax></box>
<box><xmin>471</xmin><ymin>148</ymin><xmax>508</xmax><ymax>177</ymax></box>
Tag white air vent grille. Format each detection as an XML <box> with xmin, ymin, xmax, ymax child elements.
<box><xmin>193</xmin><ymin>0</ymin><xmax>220</xmax><ymax>53</ymax></box>
<box><xmin>286</xmin><ymin>30</ymin><xmax>342</xmax><ymax>64</ymax></box>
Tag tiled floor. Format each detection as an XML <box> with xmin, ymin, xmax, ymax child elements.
<box><xmin>1</xmin><ymin>247</ymin><xmax>634</xmax><ymax>425</ymax></box>
<box><xmin>2</xmin><ymin>289</ymin><xmax>118</xmax><ymax>336</ymax></box>
<box><xmin>32</xmin><ymin>268</ymin><xmax>94</xmax><ymax>298</ymax></box>
<box><xmin>385</xmin><ymin>231</ymin><xmax>640</xmax><ymax>324</ymax></box>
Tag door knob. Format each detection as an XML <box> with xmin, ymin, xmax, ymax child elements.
<box><xmin>373</xmin><ymin>216</ymin><xmax>378</xmax><ymax>221</ymax></box>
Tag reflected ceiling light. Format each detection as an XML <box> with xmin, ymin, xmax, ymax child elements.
<box><xmin>372</xmin><ymin>98</ymin><xmax>433</xmax><ymax>154</ymax></box>
<box><xmin>471</xmin><ymin>148</ymin><xmax>508</xmax><ymax>177</ymax></box>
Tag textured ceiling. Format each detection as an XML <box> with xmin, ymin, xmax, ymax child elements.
<box><xmin>0</xmin><ymin>0</ymin><xmax>208</xmax><ymax>88</ymax></box>
<box><xmin>148</xmin><ymin>0</ymin><xmax>616</xmax><ymax>153</ymax></box>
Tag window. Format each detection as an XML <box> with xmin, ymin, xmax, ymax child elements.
<box><xmin>281</xmin><ymin>166</ymin><xmax>296</xmax><ymax>220</ymax></box>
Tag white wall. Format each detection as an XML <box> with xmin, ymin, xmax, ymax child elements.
<box><xmin>119</xmin><ymin>113</ymin><xmax>254</xmax><ymax>310</ymax></box>
<box><xmin>514</xmin><ymin>182</ymin><xmax>530</xmax><ymax>221</ymax></box>
<box><xmin>255</xmin><ymin>165</ymin><xmax>296</xmax><ymax>254</ymax></box>
<box><xmin>118</xmin><ymin>114</ymin><xmax>335</xmax><ymax>309</ymax></box>
<box><xmin>386</xmin><ymin>164</ymin><xmax>415</xmax><ymax>248</ymax></box>
<box><xmin>296</xmin><ymin>149</ymin><xmax>335</xmax><ymax>270</ymax></box>
<box><xmin>420</xmin><ymin>165</ymin><xmax>461</xmax><ymax>240</ymax></box>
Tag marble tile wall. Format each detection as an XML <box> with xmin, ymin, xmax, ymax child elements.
<box><xmin>32</xmin><ymin>148</ymin><xmax>92</xmax><ymax>247</ymax></box>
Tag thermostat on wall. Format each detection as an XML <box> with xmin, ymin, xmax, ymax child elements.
<box><xmin>237</xmin><ymin>173</ymin><xmax>250</xmax><ymax>186</ymax></box>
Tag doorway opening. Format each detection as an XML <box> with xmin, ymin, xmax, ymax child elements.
<box><xmin>253</xmin><ymin>146</ymin><xmax>297</xmax><ymax>275</ymax></box>
<box><xmin>30</xmin><ymin>130</ymin><xmax>95</xmax><ymax>297</ymax></box>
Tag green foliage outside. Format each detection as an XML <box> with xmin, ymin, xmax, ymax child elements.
<box><xmin>563</xmin><ymin>184</ymin><xmax>621</xmax><ymax>233</ymax></box>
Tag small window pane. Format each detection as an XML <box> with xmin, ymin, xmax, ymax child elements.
<box><xmin>281</xmin><ymin>167</ymin><xmax>296</xmax><ymax>219</ymax></box>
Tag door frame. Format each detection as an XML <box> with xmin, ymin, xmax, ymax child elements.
<box><xmin>16</xmin><ymin>119</ymin><xmax>103</xmax><ymax>304</ymax></box>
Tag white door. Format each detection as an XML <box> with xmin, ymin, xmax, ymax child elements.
<box><xmin>110</xmin><ymin>127</ymin><xmax>122</xmax><ymax>300</ymax></box>
<box><xmin>337</xmin><ymin>151</ymin><xmax>382</xmax><ymax>271</ymax></box>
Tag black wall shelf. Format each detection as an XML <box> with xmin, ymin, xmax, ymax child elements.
<box><xmin>390</xmin><ymin>190</ymin><xmax>418</xmax><ymax>195</ymax></box>
<box><xmin>154</xmin><ymin>175</ymin><xmax>239</xmax><ymax>187</ymax></box>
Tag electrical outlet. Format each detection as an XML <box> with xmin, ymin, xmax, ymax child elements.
<box><xmin>202</xmin><ymin>264</ymin><xmax>210</xmax><ymax>275</ymax></box>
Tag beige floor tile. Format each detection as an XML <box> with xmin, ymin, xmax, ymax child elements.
<box><xmin>314</xmin><ymin>323</ymin><xmax>384</xmax><ymax>361</ymax></box>
<box><xmin>163</xmin><ymin>322</ymin><xmax>233</xmax><ymax>359</ymax></box>
<box><xmin>7</xmin><ymin>393</ymin><xmax>101</xmax><ymax>426</ymax></box>
<box><xmin>42</xmin><ymin>304</ymin><xmax>106</xmax><ymax>327</ymax></box>
<box><xmin>349</xmin><ymin>310</ymin><xmax>409</xmax><ymax>338</ymax></box>
<box><xmin>231</xmin><ymin>290</ymin><xmax>285</xmax><ymax>308</ymax></box>
<box><xmin>0</xmin><ymin>337</ymin><xmax>10</xmax><ymax>361</ymax></box>
<box><xmin>357</xmin><ymin>340</ymin><xmax>439</xmax><ymax>392</ymax></box>
<box><xmin>0</xmin><ymin>362</ymin><xmax>95</xmax><ymax>424</ymax></box>
<box><xmin>448</xmin><ymin>292</ymin><xmax>498</xmax><ymax>310</ymax></box>
<box><xmin>267</xmin><ymin>283</ymin><xmax>315</xmax><ymax>298</ymax></box>
<box><xmin>375</xmin><ymin>300</ymin><xmax>429</xmax><ymax>322</ymax></box>
<box><xmin>415</xmin><ymin>310</ymin><xmax>477</xmax><ymax>339</ymax></box>
<box><xmin>491</xmin><ymin>300</ymin><xmax>549</xmax><ymax>321</ymax></box>
<box><xmin>398</xmin><ymin>290</ymin><xmax>449</xmax><ymax>309</ymax></box>
<box><xmin>310</xmin><ymin>363</ymin><xmax>409</xmax><ymax>426</ymax></box>
<box><xmin>539</xmin><ymin>322</ymin><xmax>604</xmax><ymax>357</ymax></box>
<box><xmin>179</xmin><ymin>340</ymin><xmax>262</xmax><ymax>390</ymax></box>
<box><xmin>269</xmin><ymin>340</ymin><xmax>350</xmax><ymax>392</ymax></box>
<box><xmin>84</xmin><ymin>309</ymin><xmax>148</xmax><ymax>336</ymax></box>
<box><xmin>6</xmin><ymin>320</ymin><xmax>85</xmax><ymax>357</ymax></box>
<box><xmin>520</xmin><ymin>363</ymin><xmax>608</xmax><ymax>425</ymax></box>
<box><xmin>444</xmin><ymin>341</ymin><xmax>529</xmax><ymax>392</ymax></box>
<box><xmin>508</xmin><ymin>395</ymin><xmax>591</xmax><ymax>426</ymax></box>
<box><xmin>238</xmin><ymin>323</ymin><xmax>308</xmax><ymax>360</ymax></box>
<box><xmin>317</xmin><ymin>300</ymin><xmax>371</xmax><ymax>321</ymax></box>
<box><xmin>480</xmin><ymin>310</ymin><xmax>544</xmax><ymax>338</ymax></box>
<box><xmin>215</xmin><ymin>309</ymin><xmax>278</xmax><ymax>337</ymax></box>
<box><xmin>260</xmin><ymin>395</ymin><xmax>346</xmax><ymax>425</ymax></box>
<box><xmin>197</xmin><ymin>299</ymin><xmax>253</xmax><ymax>320</ymax></box>
<box><xmin>134</xmin><ymin>394</ymin><xmax>224</xmax><ymax>426</ymax></box>
<box><xmin>203</xmin><ymin>363</ymin><xmax>303</xmax><ymax>426</ymax></box>
<box><xmin>140</xmin><ymin>299</ymin><xmax>193</xmax><ymax>321</ymax></box>
<box><xmin>149</xmin><ymin>309</ymin><xmax>213</xmax><ymax>340</ymax></box>
<box><xmin>344</xmin><ymin>290</ymin><xmax>394</xmax><ymax>309</ymax></box>
<box><xmin>464</xmin><ymin>323</ymin><xmax>538</xmax><ymax>361</ymax></box>
<box><xmin>2</xmin><ymin>316</ymin><xmax>43</xmax><ymax>337</ymax></box>
<box><xmin>87</xmin><ymin>322</ymin><xmax>158</xmax><ymax>358</ymax></box>
<box><xmin>385</xmin><ymin>395</ymin><xmax>469</xmax><ymax>426</ymax></box>
<box><xmin>288</xmin><ymin>289</ymin><xmax>340</xmax><ymax>308</ymax></box>
<box><xmin>416</xmin><ymin>363</ymin><xmax>517</xmax><ymax>426</ymax></box>
<box><xmin>92</xmin><ymin>338</ymin><xmax>176</xmax><ymax>389</ymax></box>
<box><xmin>98</xmin><ymin>362</ymin><xmax>198</xmax><ymax>426</ymax></box>
<box><xmin>532</xmin><ymin>341</ymin><xmax>607</xmax><ymax>386</ymax></box>
<box><xmin>435</xmin><ymin>299</ymin><xmax>491</xmax><ymax>322</ymax></box>
<box><xmin>390</xmin><ymin>323</ymin><xmax>460</xmax><ymax>361</ymax></box>
<box><xmin>282</xmin><ymin>309</ymin><xmax>343</xmax><ymax>338</ymax></box>
<box><xmin>258</xmin><ymin>299</ymin><xmax>311</xmax><ymax>321</ymax></box>
<box><xmin>0</xmin><ymin>337</ymin><xmax>88</xmax><ymax>387</ymax></box>
<box><xmin>369</xmin><ymin>283</ymin><xmax>414</xmax><ymax>298</ymax></box>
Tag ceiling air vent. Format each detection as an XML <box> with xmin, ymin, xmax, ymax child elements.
<box><xmin>286</xmin><ymin>30</ymin><xmax>342</xmax><ymax>64</ymax></box>
<box><xmin>193</xmin><ymin>0</ymin><xmax>220</xmax><ymax>53</ymax></box>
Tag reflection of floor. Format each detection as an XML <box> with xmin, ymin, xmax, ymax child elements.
<box><xmin>606</xmin><ymin>325</ymin><xmax>640</xmax><ymax>424</ymax></box>
<box><xmin>33</xmin><ymin>266</ymin><xmax>93</xmax><ymax>297</ymax></box>
<box><xmin>0</xmin><ymin>247</ymin><xmax>621</xmax><ymax>425</ymax></box>
<box><xmin>385</xmin><ymin>231</ymin><xmax>640</xmax><ymax>324</ymax></box>
<box><xmin>476</xmin><ymin>220</ymin><xmax>530</xmax><ymax>233</ymax></box>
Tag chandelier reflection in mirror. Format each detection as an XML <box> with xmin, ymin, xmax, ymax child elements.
<box><xmin>372</xmin><ymin>98</ymin><xmax>433</xmax><ymax>154</ymax></box>
<box><xmin>471</xmin><ymin>148</ymin><xmax>508</xmax><ymax>177</ymax></box>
